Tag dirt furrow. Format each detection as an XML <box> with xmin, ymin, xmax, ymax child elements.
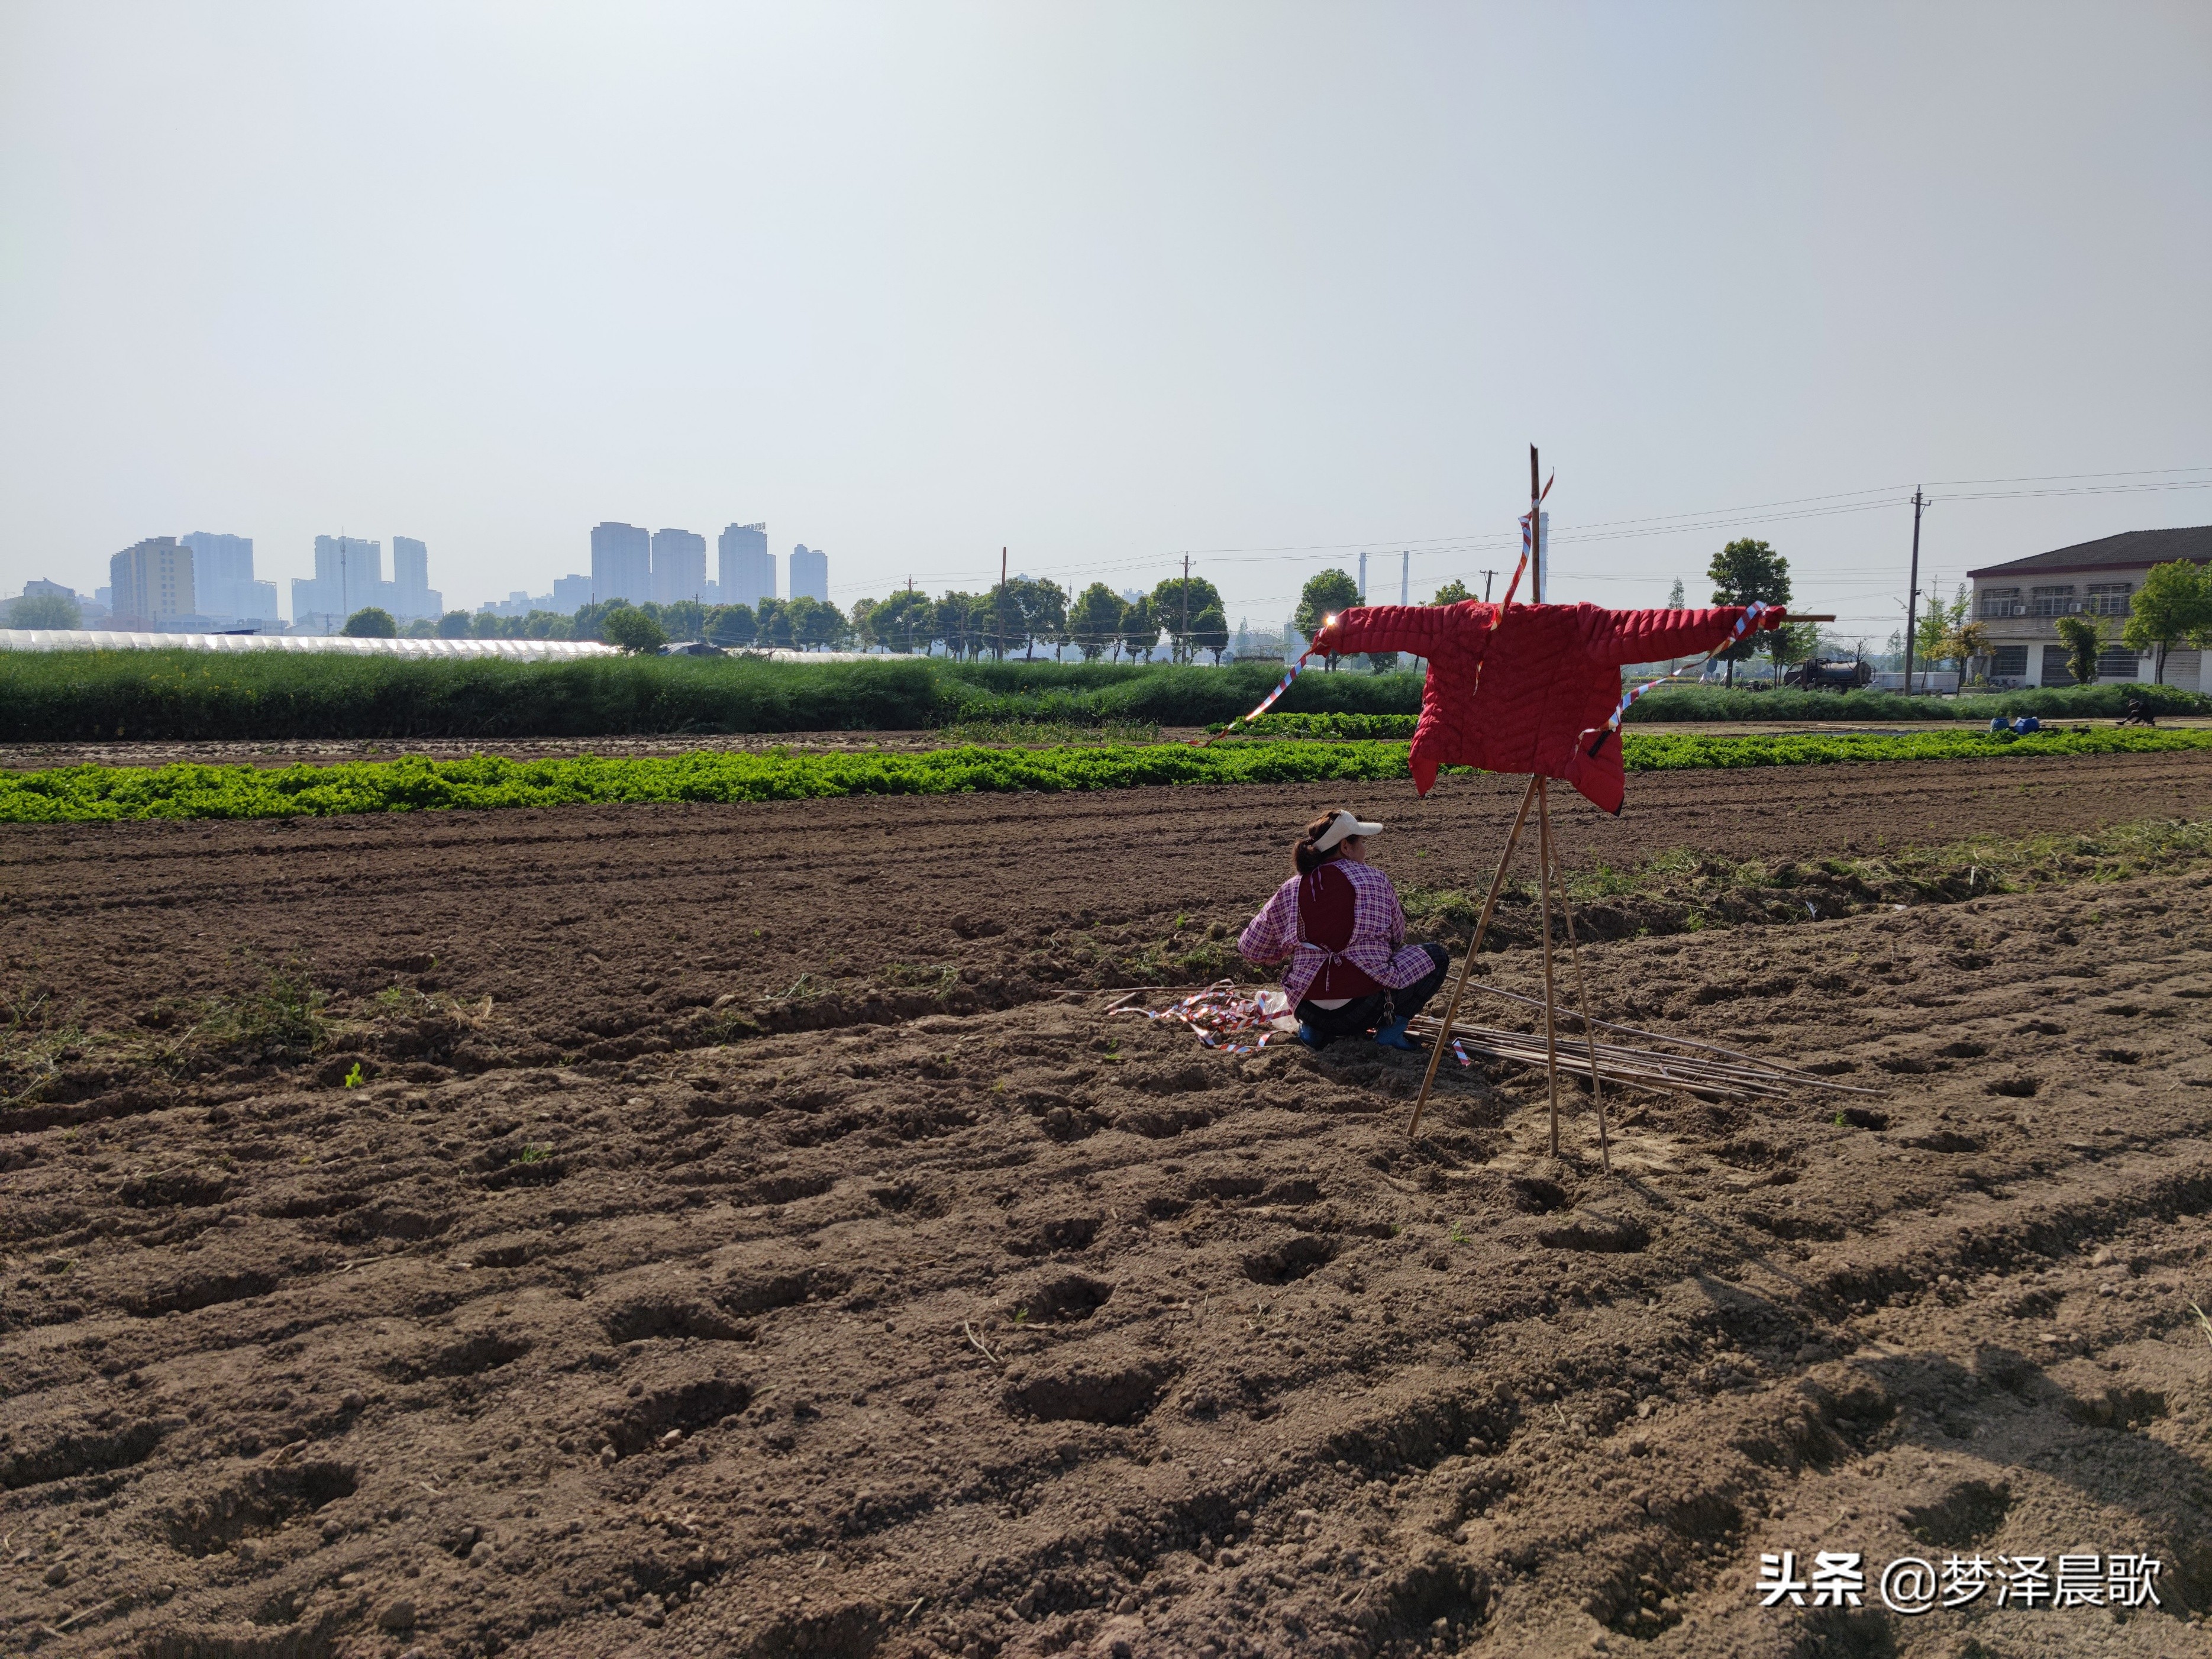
<box><xmin>2</xmin><ymin>763</ymin><xmax>2211</xmax><ymax>1658</ymax></box>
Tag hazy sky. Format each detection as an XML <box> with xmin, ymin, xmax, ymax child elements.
<box><xmin>3</xmin><ymin>2</ymin><xmax>2207</xmax><ymax>636</ymax></box>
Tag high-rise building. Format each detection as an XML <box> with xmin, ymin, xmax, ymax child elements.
<box><xmin>553</xmin><ymin>573</ymin><xmax>593</xmax><ymax>613</ymax></box>
<box><xmin>179</xmin><ymin>531</ymin><xmax>279</xmax><ymax>624</ymax></box>
<box><xmin>590</xmin><ymin>522</ymin><xmax>651</xmax><ymax>605</ymax></box>
<box><xmin>718</xmin><ymin>523</ymin><xmax>773</xmax><ymax>608</ymax></box>
<box><xmin>290</xmin><ymin>535</ymin><xmax>385</xmax><ymax>630</ymax></box>
<box><xmin>111</xmin><ymin>537</ymin><xmax>196</xmax><ymax>628</ymax></box>
<box><xmin>650</xmin><ymin>528</ymin><xmax>708</xmax><ymax>605</ymax></box>
<box><xmin>790</xmin><ymin>544</ymin><xmax>828</xmax><ymax>603</ymax></box>
<box><xmin>386</xmin><ymin>536</ymin><xmax>443</xmax><ymax>621</ymax></box>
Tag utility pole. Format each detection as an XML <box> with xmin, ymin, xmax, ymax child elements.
<box><xmin>997</xmin><ymin>546</ymin><xmax>1007</xmax><ymax>661</ymax></box>
<box><xmin>1480</xmin><ymin>569</ymin><xmax>1499</xmax><ymax>603</ymax></box>
<box><xmin>1180</xmin><ymin>553</ymin><xmax>1191</xmax><ymax>665</ymax></box>
<box><xmin>1529</xmin><ymin>447</ymin><xmax>1543</xmax><ymax>602</ymax></box>
<box><xmin>1903</xmin><ymin>488</ymin><xmax>1926</xmax><ymax>695</ymax></box>
<box><xmin>1400</xmin><ymin>550</ymin><xmax>1409</xmax><ymax>605</ymax></box>
<box><xmin>1358</xmin><ymin>551</ymin><xmax>1367</xmax><ymax>604</ymax></box>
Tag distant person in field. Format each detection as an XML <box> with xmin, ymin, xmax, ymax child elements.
<box><xmin>1238</xmin><ymin>808</ymin><xmax>1450</xmax><ymax>1053</ymax></box>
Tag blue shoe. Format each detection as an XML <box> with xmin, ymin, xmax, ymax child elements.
<box><xmin>1296</xmin><ymin>1022</ymin><xmax>1326</xmax><ymax>1050</ymax></box>
<box><xmin>1374</xmin><ymin>1019</ymin><xmax>1419</xmax><ymax>1051</ymax></box>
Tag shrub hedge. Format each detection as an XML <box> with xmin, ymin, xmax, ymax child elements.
<box><xmin>0</xmin><ymin>650</ymin><xmax>2202</xmax><ymax>745</ymax></box>
<box><xmin>0</xmin><ymin>651</ymin><xmax>1421</xmax><ymax>743</ymax></box>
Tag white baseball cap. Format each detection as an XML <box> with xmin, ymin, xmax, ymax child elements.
<box><xmin>1313</xmin><ymin>810</ymin><xmax>1384</xmax><ymax>851</ymax></box>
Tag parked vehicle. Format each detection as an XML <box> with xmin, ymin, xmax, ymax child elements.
<box><xmin>1784</xmin><ymin>657</ymin><xmax>1873</xmax><ymax>692</ymax></box>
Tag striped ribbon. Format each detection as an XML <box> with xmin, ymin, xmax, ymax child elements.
<box><xmin>1118</xmin><ymin>983</ymin><xmax>1284</xmax><ymax>1056</ymax></box>
<box><xmin>1496</xmin><ymin>471</ymin><xmax>1553</xmax><ymax>611</ymax></box>
<box><xmin>1192</xmin><ymin>650</ymin><xmax>1315</xmax><ymax>746</ymax></box>
<box><xmin>1585</xmin><ymin>601</ymin><xmax>1772</xmax><ymax>758</ymax></box>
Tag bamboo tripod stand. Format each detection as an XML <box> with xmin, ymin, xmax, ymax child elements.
<box><xmin>1406</xmin><ymin>773</ymin><xmax>1612</xmax><ymax>1173</ymax></box>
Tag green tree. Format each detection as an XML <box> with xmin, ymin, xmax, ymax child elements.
<box><xmin>2123</xmin><ymin>560</ymin><xmax>2212</xmax><ymax>683</ymax></box>
<box><xmin>342</xmin><ymin>606</ymin><xmax>398</xmax><ymax>638</ymax></box>
<box><xmin>435</xmin><ymin>609</ymin><xmax>473</xmax><ymax>638</ymax></box>
<box><xmin>1944</xmin><ymin>618</ymin><xmax>1991</xmax><ymax>688</ymax></box>
<box><xmin>1151</xmin><ymin>574</ymin><xmax>1226</xmax><ymax>664</ymax></box>
<box><xmin>990</xmin><ymin>576</ymin><xmax>1068</xmax><ymax>659</ymax></box>
<box><xmin>1190</xmin><ymin>601</ymin><xmax>1231</xmax><ymax>666</ymax></box>
<box><xmin>655</xmin><ymin>598</ymin><xmax>706</xmax><ymax>642</ymax></box>
<box><xmin>1913</xmin><ymin>583</ymin><xmax>1967</xmax><ymax>688</ymax></box>
<box><xmin>1018</xmin><ymin>577</ymin><xmax>1068</xmax><ymax>659</ymax></box>
<box><xmin>401</xmin><ymin>616</ymin><xmax>437</xmax><ymax>638</ymax></box>
<box><xmin>1707</xmin><ymin>540</ymin><xmax>1791</xmax><ymax>686</ymax></box>
<box><xmin>2054</xmin><ymin>615</ymin><xmax>2104</xmax><ymax>685</ymax></box>
<box><xmin>847</xmin><ymin>597</ymin><xmax>879</xmax><ymax>650</ymax></box>
<box><xmin>1667</xmin><ymin>577</ymin><xmax>1686</xmax><ymax>609</ymax></box>
<box><xmin>1430</xmin><ymin>579</ymin><xmax>1471</xmax><ymax>606</ymax></box>
<box><xmin>867</xmin><ymin>590</ymin><xmax>932</xmax><ymax>653</ymax></box>
<box><xmin>600</xmin><ymin>603</ymin><xmax>667</xmax><ymax>654</ymax></box>
<box><xmin>11</xmin><ymin>592</ymin><xmax>81</xmax><ymax>629</ymax></box>
<box><xmin>932</xmin><ymin>592</ymin><xmax>985</xmax><ymax>659</ymax></box>
<box><xmin>756</xmin><ymin>596</ymin><xmax>795</xmax><ymax>649</ymax></box>
<box><xmin>1067</xmin><ymin>582</ymin><xmax>1123</xmax><ymax>661</ymax></box>
<box><xmin>1119</xmin><ymin>596</ymin><xmax>1157</xmax><ymax>663</ymax></box>
<box><xmin>1767</xmin><ymin>620</ymin><xmax>1820</xmax><ymax>685</ymax></box>
<box><xmin>1294</xmin><ymin>569</ymin><xmax>1362</xmax><ymax>668</ymax></box>
<box><xmin>706</xmin><ymin>602</ymin><xmax>757</xmax><ymax>647</ymax></box>
<box><xmin>783</xmin><ymin>595</ymin><xmax>847</xmax><ymax>650</ymax></box>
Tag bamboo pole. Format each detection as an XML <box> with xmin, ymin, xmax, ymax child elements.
<box><xmin>1441</xmin><ymin>983</ymin><xmax>1883</xmax><ymax>1093</ymax></box>
<box><xmin>1402</xmin><ymin>1016</ymin><xmax>1799</xmax><ymax>1100</ymax></box>
<box><xmin>1533</xmin><ymin>780</ymin><xmax>1564</xmax><ymax>1158</ymax></box>
<box><xmin>1543</xmin><ymin>792</ymin><xmax>1610</xmax><ymax>1173</ymax></box>
<box><xmin>1407</xmin><ymin>773</ymin><xmax>1542</xmax><ymax>1138</ymax></box>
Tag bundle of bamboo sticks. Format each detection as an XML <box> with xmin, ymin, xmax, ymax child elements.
<box><xmin>1409</xmin><ymin>982</ymin><xmax>1878</xmax><ymax>1105</ymax></box>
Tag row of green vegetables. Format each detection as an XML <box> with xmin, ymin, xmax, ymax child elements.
<box><xmin>3</xmin><ymin>727</ymin><xmax>2207</xmax><ymax>822</ymax></box>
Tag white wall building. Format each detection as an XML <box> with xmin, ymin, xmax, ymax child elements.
<box><xmin>1967</xmin><ymin>526</ymin><xmax>2209</xmax><ymax>691</ymax></box>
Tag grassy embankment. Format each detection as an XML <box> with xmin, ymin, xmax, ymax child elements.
<box><xmin>0</xmin><ymin>654</ymin><xmax>1415</xmax><ymax>743</ymax></box>
<box><xmin>2</xmin><ymin>650</ymin><xmax>2204</xmax><ymax>744</ymax></box>
<box><xmin>2</xmin><ymin>727</ymin><xmax>2209</xmax><ymax>824</ymax></box>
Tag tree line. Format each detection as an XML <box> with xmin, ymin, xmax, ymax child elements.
<box><xmin>344</xmin><ymin>574</ymin><xmax>1243</xmax><ymax>662</ymax></box>
<box><xmin>321</xmin><ymin>546</ymin><xmax>2212</xmax><ymax>681</ymax></box>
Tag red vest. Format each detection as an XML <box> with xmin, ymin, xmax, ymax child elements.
<box><xmin>1298</xmin><ymin>863</ymin><xmax>1381</xmax><ymax>999</ymax></box>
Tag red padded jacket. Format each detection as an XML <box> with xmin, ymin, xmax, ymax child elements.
<box><xmin>1312</xmin><ymin>601</ymin><xmax>1787</xmax><ymax>814</ymax></box>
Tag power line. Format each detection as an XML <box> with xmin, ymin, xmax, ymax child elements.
<box><xmin>820</xmin><ymin>463</ymin><xmax>2211</xmax><ymax>601</ymax></box>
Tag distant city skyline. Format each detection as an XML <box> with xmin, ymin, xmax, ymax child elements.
<box><xmin>9</xmin><ymin>515</ymin><xmax>844</xmax><ymax>630</ymax></box>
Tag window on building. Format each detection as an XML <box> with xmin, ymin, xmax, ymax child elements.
<box><xmin>1976</xmin><ymin>588</ymin><xmax>2023</xmax><ymax>619</ymax></box>
<box><xmin>2084</xmin><ymin>582</ymin><xmax>2133</xmax><ymax>617</ymax></box>
<box><xmin>1989</xmin><ymin>645</ymin><xmax>2028</xmax><ymax>679</ymax></box>
<box><xmin>2096</xmin><ymin>646</ymin><xmax>2140</xmax><ymax>680</ymax></box>
<box><xmin>2027</xmin><ymin>586</ymin><xmax>2077</xmax><ymax>617</ymax></box>
<box><xmin>2039</xmin><ymin>644</ymin><xmax>2075</xmax><ymax>686</ymax></box>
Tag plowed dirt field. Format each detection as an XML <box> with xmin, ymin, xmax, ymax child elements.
<box><xmin>3</xmin><ymin>751</ymin><xmax>2211</xmax><ymax>1659</ymax></box>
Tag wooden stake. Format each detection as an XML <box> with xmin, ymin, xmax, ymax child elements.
<box><xmin>1408</xmin><ymin>773</ymin><xmax>1542</xmax><ymax>1139</ymax></box>
<box><xmin>1534</xmin><ymin>780</ymin><xmax>1564</xmax><ymax>1158</ymax></box>
<box><xmin>1542</xmin><ymin>790</ymin><xmax>1611</xmax><ymax>1174</ymax></box>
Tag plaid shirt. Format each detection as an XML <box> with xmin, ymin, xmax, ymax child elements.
<box><xmin>1238</xmin><ymin>858</ymin><xmax>1435</xmax><ymax>1006</ymax></box>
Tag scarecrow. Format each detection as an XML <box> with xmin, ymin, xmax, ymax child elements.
<box><xmin>1309</xmin><ymin>598</ymin><xmax>1793</xmax><ymax>815</ymax></box>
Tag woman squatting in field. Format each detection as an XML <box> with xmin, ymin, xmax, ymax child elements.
<box><xmin>1236</xmin><ymin>807</ymin><xmax>1451</xmax><ymax>1052</ymax></box>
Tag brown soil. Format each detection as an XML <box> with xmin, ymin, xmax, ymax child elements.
<box><xmin>3</xmin><ymin>754</ymin><xmax>2211</xmax><ymax>1658</ymax></box>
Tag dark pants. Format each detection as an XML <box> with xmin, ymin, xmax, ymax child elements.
<box><xmin>1294</xmin><ymin>943</ymin><xmax>1450</xmax><ymax>1046</ymax></box>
